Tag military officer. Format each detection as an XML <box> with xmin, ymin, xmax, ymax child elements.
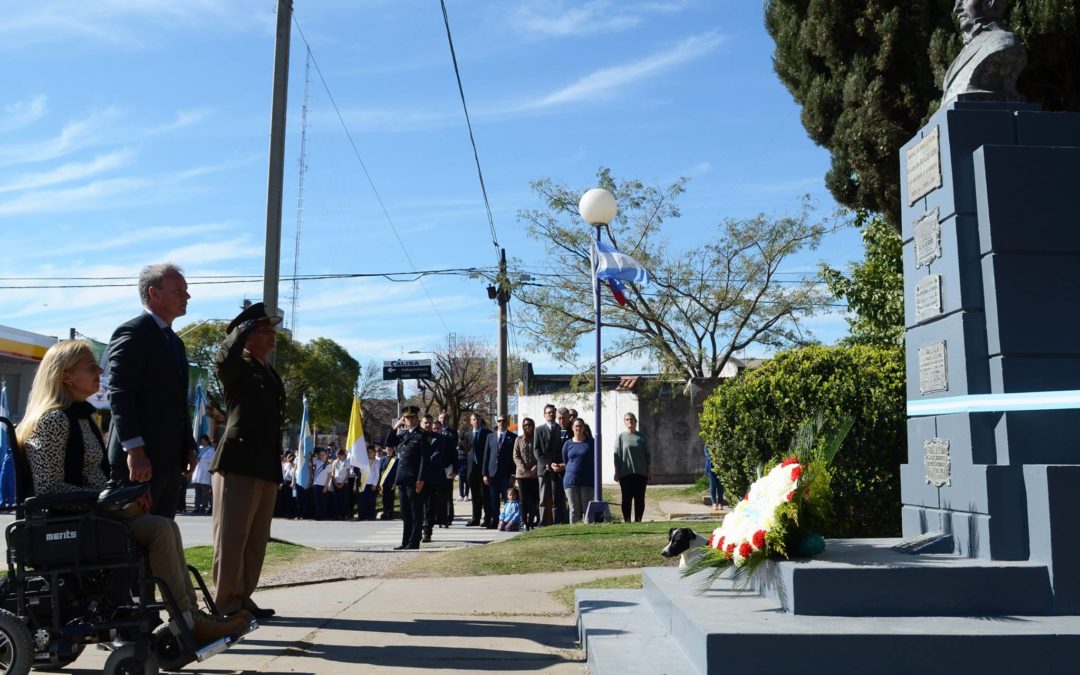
<box><xmin>210</xmin><ymin>301</ymin><xmax>285</xmax><ymax>619</ymax></box>
<box><xmin>383</xmin><ymin>406</ymin><xmax>428</xmax><ymax>549</ymax></box>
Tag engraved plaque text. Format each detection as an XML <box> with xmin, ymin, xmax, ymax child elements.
<box><xmin>914</xmin><ymin>209</ymin><xmax>942</xmax><ymax>269</ymax></box>
<box><xmin>907</xmin><ymin>126</ymin><xmax>942</xmax><ymax>204</ymax></box>
<box><xmin>919</xmin><ymin>341</ymin><xmax>948</xmax><ymax>394</ymax></box>
<box><xmin>915</xmin><ymin>275</ymin><xmax>943</xmax><ymax>323</ymax></box>
<box><xmin>923</xmin><ymin>437</ymin><xmax>951</xmax><ymax>488</ymax></box>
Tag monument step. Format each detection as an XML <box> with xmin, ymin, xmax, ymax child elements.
<box><xmin>760</xmin><ymin>538</ymin><xmax>1053</xmax><ymax>616</ymax></box>
<box><xmin>576</xmin><ymin>588</ymin><xmax>697</xmax><ymax>675</ymax></box>
<box><xmin>623</xmin><ymin>566</ymin><xmax>1080</xmax><ymax>675</ymax></box>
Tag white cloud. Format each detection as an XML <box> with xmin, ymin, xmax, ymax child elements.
<box><xmin>509</xmin><ymin>0</ymin><xmax>692</xmax><ymax>38</ymax></box>
<box><xmin>0</xmin><ymin>151</ymin><xmax>133</xmax><ymax>194</ymax></box>
<box><xmin>145</xmin><ymin>109</ymin><xmax>214</xmax><ymax>136</ymax></box>
<box><xmin>0</xmin><ymin>108</ymin><xmax>120</xmax><ymax>167</ymax></box>
<box><xmin>510</xmin><ymin>31</ymin><xmax>724</xmax><ymax>111</ymax></box>
<box><xmin>0</xmin><ymin>95</ymin><xmax>48</xmax><ymax>134</ymax></box>
<box><xmin>0</xmin><ymin>1</ymin><xmax>274</xmax><ymax>50</ymax></box>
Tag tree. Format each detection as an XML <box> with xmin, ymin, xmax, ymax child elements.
<box><xmin>418</xmin><ymin>336</ymin><xmax>502</xmax><ymax>433</ymax></box>
<box><xmin>181</xmin><ymin>320</ymin><xmax>231</xmax><ymax>412</ymax></box>
<box><xmin>765</xmin><ymin>0</ymin><xmax>1080</xmax><ymax>232</ymax></box>
<box><xmin>286</xmin><ymin>338</ymin><xmax>360</xmax><ymax>431</ymax></box>
<box><xmin>358</xmin><ymin>360</ymin><xmax>396</xmax><ymax>440</ymax></box>
<box><xmin>819</xmin><ymin>212</ymin><xmax>904</xmax><ymax>347</ymax></box>
<box><xmin>513</xmin><ymin>168</ymin><xmax>837</xmax><ymax>380</ymax></box>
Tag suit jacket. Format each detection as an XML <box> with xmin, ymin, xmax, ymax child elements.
<box><xmin>466</xmin><ymin>427</ymin><xmax>491</xmax><ymax>476</ymax></box>
<box><xmin>533</xmin><ymin>422</ymin><xmax>563</xmax><ymax>477</ymax></box>
<box><xmin>941</xmin><ymin>26</ymin><xmax>1024</xmax><ymax>105</ymax></box>
<box><xmin>210</xmin><ymin>321</ymin><xmax>286</xmax><ymax>484</ymax></box>
<box><xmin>483</xmin><ymin>429</ymin><xmax>517</xmax><ymax>480</ymax></box>
<box><xmin>106</xmin><ymin>312</ymin><xmax>194</xmax><ymax>480</ymax></box>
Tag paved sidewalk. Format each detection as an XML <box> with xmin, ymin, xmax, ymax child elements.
<box><xmin>61</xmin><ymin>569</ymin><xmax>633</xmax><ymax>673</ymax></box>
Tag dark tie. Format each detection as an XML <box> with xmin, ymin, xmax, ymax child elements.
<box><xmin>162</xmin><ymin>326</ymin><xmax>186</xmax><ymax>380</ymax></box>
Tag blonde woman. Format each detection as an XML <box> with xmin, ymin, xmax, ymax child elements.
<box><xmin>16</xmin><ymin>340</ymin><xmax>251</xmax><ymax>646</ymax></box>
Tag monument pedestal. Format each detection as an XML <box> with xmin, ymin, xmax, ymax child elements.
<box><xmin>578</xmin><ymin>100</ymin><xmax>1080</xmax><ymax>673</ymax></box>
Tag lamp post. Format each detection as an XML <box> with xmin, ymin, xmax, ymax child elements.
<box><xmin>579</xmin><ymin>187</ymin><xmax>617</xmax><ymax>524</ymax></box>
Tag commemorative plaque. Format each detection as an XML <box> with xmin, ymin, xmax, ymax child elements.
<box><xmin>914</xmin><ymin>209</ymin><xmax>942</xmax><ymax>268</ymax></box>
<box><xmin>923</xmin><ymin>437</ymin><xmax>951</xmax><ymax>488</ymax></box>
<box><xmin>906</xmin><ymin>126</ymin><xmax>942</xmax><ymax>204</ymax></box>
<box><xmin>915</xmin><ymin>275</ymin><xmax>943</xmax><ymax>322</ymax></box>
<box><xmin>918</xmin><ymin>341</ymin><xmax>948</xmax><ymax>394</ymax></box>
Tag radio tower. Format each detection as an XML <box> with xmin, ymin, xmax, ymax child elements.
<box><xmin>288</xmin><ymin>47</ymin><xmax>312</xmax><ymax>336</ymax></box>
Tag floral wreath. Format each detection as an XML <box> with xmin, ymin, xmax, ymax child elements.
<box><xmin>685</xmin><ymin>415</ymin><xmax>853</xmax><ymax>585</ymax></box>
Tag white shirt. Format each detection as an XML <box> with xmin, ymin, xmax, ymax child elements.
<box><xmin>191</xmin><ymin>444</ymin><xmax>215</xmax><ymax>485</ymax></box>
<box><xmin>332</xmin><ymin>458</ymin><xmax>351</xmax><ymax>483</ymax></box>
<box><xmin>313</xmin><ymin>460</ymin><xmax>332</xmax><ymax>487</ymax></box>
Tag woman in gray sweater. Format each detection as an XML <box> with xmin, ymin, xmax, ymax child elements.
<box><xmin>613</xmin><ymin>412</ymin><xmax>651</xmax><ymax>522</ymax></box>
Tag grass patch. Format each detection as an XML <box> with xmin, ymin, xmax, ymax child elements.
<box><xmin>184</xmin><ymin>537</ymin><xmax>322</xmax><ymax>581</ymax></box>
<box><xmin>389</xmin><ymin>521</ymin><xmax>688</xmax><ymax>578</ymax></box>
<box><xmin>550</xmin><ymin>573</ymin><xmax>642</xmax><ymax>612</ymax></box>
<box><xmin>648</xmin><ymin>484</ymin><xmax>709</xmax><ymax>505</ymax></box>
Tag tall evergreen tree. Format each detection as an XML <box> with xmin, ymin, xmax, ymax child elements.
<box><xmin>765</xmin><ymin>0</ymin><xmax>1080</xmax><ymax>232</ymax></box>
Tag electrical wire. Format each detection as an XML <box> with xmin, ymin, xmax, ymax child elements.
<box><xmin>439</xmin><ymin>0</ymin><xmax>501</xmax><ymax>265</ymax></box>
<box><xmin>291</xmin><ymin>14</ymin><xmax>452</xmax><ymax>333</ymax></box>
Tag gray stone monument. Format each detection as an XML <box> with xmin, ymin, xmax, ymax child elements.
<box><xmin>575</xmin><ymin>8</ymin><xmax>1080</xmax><ymax>672</ymax></box>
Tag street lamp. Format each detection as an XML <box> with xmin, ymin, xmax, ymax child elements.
<box><xmin>579</xmin><ymin>187</ymin><xmax>617</xmax><ymax>524</ymax></box>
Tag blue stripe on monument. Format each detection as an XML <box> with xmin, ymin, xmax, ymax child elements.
<box><xmin>907</xmin><ymin>391</ymin><xmax>1080</xmax><ymax>416</ymax></box>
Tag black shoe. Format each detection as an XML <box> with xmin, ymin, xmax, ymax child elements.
<box><xmin>242</xmin><ymin>600</ymin><xmax>276</xmax><ymax>619</ymax></box>
<box><xmin>486</xmin><ymin>522</ymin><xmax>497</xmax><ymax>529</ymax></box>
<box><xmin>465</xmin><ymin>520</ymin><xmax>479</xmax><ymax>527</ymax></box>
<box><xmin>394</xmin><ymin>544</ymin><xmax>408</xmax><ymax>550</ymax></box>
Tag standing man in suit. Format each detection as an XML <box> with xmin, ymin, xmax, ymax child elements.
<box><xmin>210</xmin><ymin>302</ymin><xmax>285</xmax><ymax>619</ymax></box>
<box><xmin>535</xmin><ymin>403</ymin><xmax>568</xmax><ymax>526</ymax></box>
<box><xmin>377</xmin><ymin>446</ymin><xmax>397</xmax><ymax>519</ymax></box>
<box><xmin>384</xmin><ymin>406</ymin><xmax>428</xmax><ymax>550</ymax></box>
<box><xmin>483</xmin><ymin>415</ymin><xmax>517</xmax><ymax>530</ymax></box>
<box><xmin>106</xmin><ymin>263</ymin><xmax>196</xmax><ymax>519</ymax></box>
<box><xmin>465</xmin><ymin>413</ymin><xmax>490</xmax><ymax>527</ymax></box>
<box><xmin>437</xmin><ymin>412</ymin><xmax>458</xmax><ymax>524</ymax></box>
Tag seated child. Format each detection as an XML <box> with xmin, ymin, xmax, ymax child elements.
<box><xmin>497</xmin><ymin>486</ymin><xmax>523</xmax><ymax>531</ymax></box>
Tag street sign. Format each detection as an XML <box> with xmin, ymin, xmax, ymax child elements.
<box><xmin>382</xmin><ymin>359</ymin><xmax>433</xmax><ymax>380</ymax></box>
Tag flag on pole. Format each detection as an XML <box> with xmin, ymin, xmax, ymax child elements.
<box><xmin>607</xmin><ymin>278</ymin><xmax>629</xmax><ymax>307</ymax></box>
<box><xmin>191</xmin><ymin>380</ymin><xmax>210</xmax><ymax>442</ymax></box>
<box><xmin>594</xmin><ymin>239</ymin><xmax>652</xmax><ymax>285</ymax></box>
<box><xmin>345</xmin><ymin>396</ymin><xmax>370</xmax><ymax>485</ymax></box>
<box><xmin>296</xmin><ymin>395</ymin><xmax>315</xmax><ymax>489</ymax></box>
<box><xmin>0</xmin><ymin>381</ymin><xmax>13</xmax><ymax>507</ymax></box>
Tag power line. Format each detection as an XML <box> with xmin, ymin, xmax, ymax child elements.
<box><xmin>439</xmin><ymin>0</ymin><xmax>501</xmax><ymax>265</ymax></box>
<box><xmin>290</xmin><ymin>15</ymin><xmax>451</xmax><ymax>333</ymax></box>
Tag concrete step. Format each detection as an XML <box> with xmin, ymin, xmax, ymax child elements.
<box><xmin>640</xmin><ymin>566</ymin><xmax>1080</xmax><ymax>675</ymax></box>
<box><xmin>577</xmin><ymin>588</ymin><xmax>697</xmax><ymax>675</ymax></box>
<box><xmin>760</xmin><ymin>538</ymin><xmax>1054</xmax><ymax>616</ymax></box>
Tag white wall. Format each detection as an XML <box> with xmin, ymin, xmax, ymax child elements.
<box><xmin>518</xmin><ymin>391</ymin><xmax>639</xmax><ymax>486</ymax></box>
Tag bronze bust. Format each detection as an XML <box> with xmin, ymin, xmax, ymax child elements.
<box><xmin>941</xmin><ymin>0</ymin><xmax>1026</xmax><ymax>106</ymax></box>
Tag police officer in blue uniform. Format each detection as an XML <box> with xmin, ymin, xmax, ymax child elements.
<box><xmin>383</xmin><ymin>406</ymin><xmax>428</xmax><ymax>549</ymax></box>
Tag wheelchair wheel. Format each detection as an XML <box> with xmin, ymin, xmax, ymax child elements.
<box><xmin>0</xmin><ymin>608</ymin><xmax>32</xmax><ymax>675</ymax></box>
<box><xmin>103</xmin><ymin>644</ymin><xmax>159</xmax><ymax>675</ymax></box>
<box><xmin>150</xmin><ymin>624</ymin><xmax>192</xmax><ymax>672</ymax></box>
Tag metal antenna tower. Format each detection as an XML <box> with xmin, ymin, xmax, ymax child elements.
<box><xmin>288</xmin><ymin>47</ymin><xmax>312</xmax><ymax>335</ymax></box>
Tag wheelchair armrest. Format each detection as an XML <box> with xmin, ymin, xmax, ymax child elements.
<box><xmin>22</xmin><ymin>490</ymin><xmax>100</xmax><ymax>513</ymax></box>
<box><xmin>97</xmin><ymin>483</ymin><xmax>150</xmax><ymax>511</ymax></box>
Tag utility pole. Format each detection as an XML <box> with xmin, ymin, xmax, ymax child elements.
<box><xmin>263</xmin><ymin>0</ymin><xmax>292</xmax><ymax>346</ymax></box>
<box><xmin>496</xmin><ymin>248</ymin><xmax>508</xmax><ymax>420</ymax></box>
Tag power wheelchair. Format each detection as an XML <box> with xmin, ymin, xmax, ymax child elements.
<box><xmin>0</xmin><ymin>417</ymin><xmax>256</xmax><ymax>674</ymax></box>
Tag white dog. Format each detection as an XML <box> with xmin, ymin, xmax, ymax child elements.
<box><xmin>661</xmin><ymin>527</ymin><xmax>708</xmax><ymax>568</ymax></box>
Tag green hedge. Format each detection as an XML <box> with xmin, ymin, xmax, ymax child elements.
<box><xmin>700</xmin><ymin>345</ymin><xmax>906</xmax><ymax>537</ymax></box>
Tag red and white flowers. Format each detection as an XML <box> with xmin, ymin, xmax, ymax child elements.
<box><xmin>706</xmin><ymin>458</ymin><xmax>801</xmax><ymax>567</ymax></box>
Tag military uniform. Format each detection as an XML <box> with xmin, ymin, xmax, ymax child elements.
<box><xmin>384</xmin><ymin>411</ymin><xmax>429</xmax><ymax>549</ymax></box>
<box><xmin>210</xmin><ymin>303</ymin><xmax>285</xmax><ymax>616</ymax></box>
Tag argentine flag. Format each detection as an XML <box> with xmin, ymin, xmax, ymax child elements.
<box><xmin>594</xmin><ymin>239</ymin><xmax>651</xmax><ymax>285</ymax></box>
<box><xmin>295</xmin><ymin>395</ymin><xmax>315</xmax><ymax>489</ymax></box>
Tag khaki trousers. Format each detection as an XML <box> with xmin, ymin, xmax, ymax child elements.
<box><xmin>211</xmin><ymin>472</ymin><xmax>277</xmax><ymax>614</ymax></box>
<box><xmin>121</xmin><ymin>509</ymin><xmax>198</xmax><ymax>613</ymax></box>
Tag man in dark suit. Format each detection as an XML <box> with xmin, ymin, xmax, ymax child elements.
<box><xmin>483</xmin><ymin>415</ymin><xmax>517</xmax><ymax>529</ymax></box>
<box><xmin>210</xmin><ymin>302</ymin><xmax>285</xmax><ymax>619</ymax></box>
<box><xmin>384</xmin><ymin>406</ymin><xmax>428</xmax><ymax>549</ymax></box>
<box><xmin>106</xmin><ymin>263</ymin><xmax>196</xmax><ymax>519</ymax></box>
<box><xmin>377</xmin><ymin>446</ymin><xmax>397</xmax><ymax>519</ymax></box>
<box><xmin>535</xmin><ymin>403</ymin><xmax>568</xmax><ymax>526</ymax></box>
<box><xmin>465</xmin><ymin>413</ymin><xmax>490</xmax><ymax>527</ymax></box>
<box><xmin>437</xmin><ymin>412</ymin><xmax>458</xmax><ymax>524</ymax></box>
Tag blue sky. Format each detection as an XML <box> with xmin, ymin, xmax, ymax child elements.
<box><xmin>0</xmin><ymin>0</ymin><xmax>861</xmax><ymax>376</ymax></box>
